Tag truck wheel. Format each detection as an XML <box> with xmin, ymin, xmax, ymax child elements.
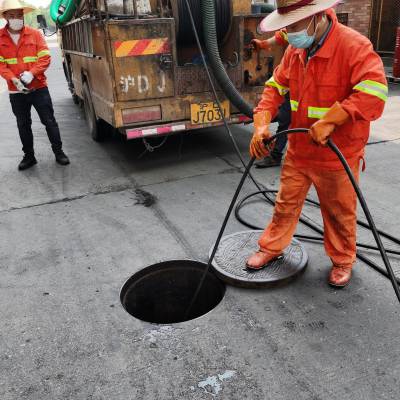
<box><xmin>72</xmin><ymin>92</ymin><xmax>80</xmax><ymax>105</ymax></box>
<box><xmin>82</xmin><ymin>82</ymin><xmax>105</xmax><ymax>142</ymax></box>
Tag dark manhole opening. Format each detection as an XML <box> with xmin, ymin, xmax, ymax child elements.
<box><xmin>120</xmin><ymin>260</ymin><xmax>226</xmax><ymax>324</ymax></box>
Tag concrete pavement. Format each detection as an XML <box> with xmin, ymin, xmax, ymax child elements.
<box><xmin>0</xmin><ymin>43</ymin><xmax>400</xmax><ymax>399</ymax></box>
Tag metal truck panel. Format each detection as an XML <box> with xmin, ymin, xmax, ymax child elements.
<box><xmin>108</xmin><ymin>19</ymin><xmax>175</xmax><ymax>102</ymax></box>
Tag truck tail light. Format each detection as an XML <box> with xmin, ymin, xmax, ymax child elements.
<box><xmin>122</xmin><ymin>106</ymin><xmax>161</xmax><ymax>124</ymax></box>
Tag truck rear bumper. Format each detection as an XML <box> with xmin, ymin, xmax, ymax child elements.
<box><xmin>124</xmin><ymin>114</ymin><xmax>252</xmax><ymax>140</ymax></box>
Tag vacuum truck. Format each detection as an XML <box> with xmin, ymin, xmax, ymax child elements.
<box><xmin>47</xmin><ymin>0</ymin><xmax>275</xmax><ymax>141</ymax></box>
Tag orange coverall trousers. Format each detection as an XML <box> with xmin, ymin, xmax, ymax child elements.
<box><xmin>259</xmin><ymin>158</ymin><xmax>360</xmax><ymax>268</ymax></box>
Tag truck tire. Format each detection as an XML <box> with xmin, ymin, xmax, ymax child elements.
<box><xmin>72</xmin><ymin>93</ymin><xmax>80</xmax><ymax>105</ymax></box>
<box><xmin>62</xmin><ymin>60</ymin><xmax>80</xmax><ymax>105</ymax></box>
<box><xmin>82</xmin><ymin>82</ymin><xmax>105</xmax><ymax>142</ymax></box>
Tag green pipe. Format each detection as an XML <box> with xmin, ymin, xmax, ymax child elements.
<box><xmin>50</xmin><ymin>0</ymin><xmax>80</xmax><ymax>25</ymax></box>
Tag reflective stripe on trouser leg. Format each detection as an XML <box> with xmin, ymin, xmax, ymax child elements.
<box><xmin>258</xmin><ymin>160</ymin><xmax>312</xmax><ymax>254</ymax></box>
<box><xmin>312</xmin><ymin>163</ymin><xmax>360</xmax><ymax>267</ymax></box>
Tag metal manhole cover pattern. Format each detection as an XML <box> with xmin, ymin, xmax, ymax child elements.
<box><xmin>210</xmin><ymin>231</ymin><xmax>308</xmax><ymax>288</ymax></box>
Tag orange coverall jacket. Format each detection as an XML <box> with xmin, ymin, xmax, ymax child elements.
<box><xmin>0</xmin><ymin>25</ymin><xmax>51</xmax><ymax>91</ymax></box>
<box><xmin>255</xmin><ymin>9</ymin><xmax>388</xmax><ymax>170</ymax></box>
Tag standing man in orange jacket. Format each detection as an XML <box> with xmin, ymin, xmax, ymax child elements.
<box><xmin>246</xmin><ymin>0</ymin><xmax>388</xmax><ymax>288</ymax></box>
<box><xmin>0</xmin><ymin>0</ymin><xmax>69</xmax><ymax>170</ymax></box>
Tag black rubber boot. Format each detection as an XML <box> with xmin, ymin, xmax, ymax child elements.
<box><xmin>254</xmin><ymin>154</ymin><xmax>282</xmax><ymax>168</ymax></box>
<box><xmin>54</xmin><ymin>150</ymin><xmax>70</xmax><ymax>166</ymax></box>
<box><xmin>18</xmin><ymin>153</ymin><xmax>37</xmax><ymax>170</ymax></box>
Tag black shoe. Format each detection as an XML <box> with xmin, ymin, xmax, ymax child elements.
<box><xmin>55</xmin><ymin>150</ymin><xmax>70</xmax><ymax>165</ymax></box>
<box><xmin>255</xmin><ymin>154</ymin><xmax>282</xmax><ymax>168</ymax></box>
<box><xmin>18</xmin><ymin>154</ymin><xmax>37</xmax><ymax>170</ymax></box>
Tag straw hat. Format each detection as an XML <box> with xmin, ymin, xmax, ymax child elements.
<box><xmin>259</xmin><ymin>0</ymin><xmax>340</xmax><ymax>32</ymax></box>
<box><xmin>0</xmin><ymin>0</ymin><xmax>35</xmax><ymax>18</ymax></box>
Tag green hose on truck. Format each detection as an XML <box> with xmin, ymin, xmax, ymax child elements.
<box><xmin>50</xmin><ymin>0</ymin><xmax>80</xmax><ymax>25</ymax></box>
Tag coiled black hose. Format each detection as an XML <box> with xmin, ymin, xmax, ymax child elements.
<box><xmin>173</xmin><ymin>0</ymin><xmax>232</xmax><ymax>45</ymax></box>
<box><xmin>200</xmin><ymin>0</ymin><xmax>254</xmax><ymax>117</ymax></box>
<box><xmin>208</xmin><ymin>129</ymin><xmax>400</xmax><ymax>304</ymax></box>
<box><xmin>235</xmin><ymin>192</ymin><xmax>400</xmax><ymax>258</ymax></box>
<box><xmin>187</xmin><ymin>130</ymin><xmax>400</xmax><ymax>319</ymax></box>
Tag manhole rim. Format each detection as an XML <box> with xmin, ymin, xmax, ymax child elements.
<box><xmin>119</xmin><ymin>259</ymin><xmax>227</xmax><ymax>324</ymax></box>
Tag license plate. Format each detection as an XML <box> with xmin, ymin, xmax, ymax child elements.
<box><xmin>190</xmin><ymin>101</ymin><xmax>230</xmax><ymax>125</ymax></box>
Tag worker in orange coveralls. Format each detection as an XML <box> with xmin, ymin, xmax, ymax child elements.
<box><xmin>246</xmin><ymin>0</ymin><xmax>388</xmax><ymax>288</ymax></box>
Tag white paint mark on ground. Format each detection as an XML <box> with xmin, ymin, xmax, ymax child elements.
<box><xmin>197</xmin><ymin>370</ymin><xmax>237</xmax><ymax>397</ymax></box>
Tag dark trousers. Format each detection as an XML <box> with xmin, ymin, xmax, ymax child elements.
<box><xmin>271</xmin><ymin>93</ymin><xmax>291</xmax><ymax>157</ymax></box>
<box><xmin>9</xmin><ymin>87</ymin><xmax>62</xmax><ymax>155</ymax></box>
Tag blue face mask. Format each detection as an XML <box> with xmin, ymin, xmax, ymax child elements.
<box><xmin>287</xmin><ymin>16</ymin><xmax>318</xmax><ymax>49</ymax></box>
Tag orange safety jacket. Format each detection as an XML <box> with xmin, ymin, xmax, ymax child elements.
<box><xmin>0</xmin><ymin>25</ymin><xmax>51</xmax><ymax>91</ymax></box>
<box><xmin>255</xmin><ymin>9</ymin><xmax>388</xmax><ymax>170</ymax></box>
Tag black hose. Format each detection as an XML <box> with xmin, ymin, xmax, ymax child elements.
<box><xmin>185</xmin><ymin>156</ymin><xmax>256</xmax><ymax>319</ymax></box>
<box><xmin>200</xmin><ymin>0</ymin><xmax>254</xmax><ymax>117</ymax></box>
<box><xmin>173</xmin><ymin>0</ymin><xmax>231</xmax><ymax>45</ymax></box>
<box><xmin>327</xmin><ymin>138</ymin><xmax>400</xmax><ymax>302</ymax></box>
<box><xmin>175</xmin><ymin>0</ymin><xmax>203</xmax><ymax>45</ymax></box>
<box><xmin>187</xmin><ymin>128</ymin><xmax>400</xmax><ymax>318</ymax></box>
<box><xmin>235</xmin><ymin>190</ymin><xmax>400</xmax><ymax>257</ymax></box>
<box><xmin>269</xmin><ymin>132</ymin><xmax>400</xmax><ymax>302</ymax></box>
<box><xmin>182</xmin><ymin>0</ymin><xmax>260</xmax><ymax>182</ymax></box>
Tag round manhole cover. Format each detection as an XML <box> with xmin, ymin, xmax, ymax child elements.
<box><xmin>210</xmin><ymin>230</ymin><xmax>308</xmax><ymax>288</ymax></box>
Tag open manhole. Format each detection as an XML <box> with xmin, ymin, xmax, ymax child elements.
<box><xmin>120</xmin><ymin>260</ymin><xmax>226</xmax><ymax>324</ymax></box>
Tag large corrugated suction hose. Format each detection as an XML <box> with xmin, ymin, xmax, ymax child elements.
<box><xmin>200</xmin><ymin>0</ymin><xmax>254</xmax><ymax>118</ymax></box>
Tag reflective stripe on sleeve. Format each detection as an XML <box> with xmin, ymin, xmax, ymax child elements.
<box><xmin>23</xmin><ymin>56</ymin><xmax>38</xmax><ymax>63</ymax></box>
<box><xmin>0</xmin><ymin>56</ymin><xmax>4</xmax><ymax>63</ymax></box>
<box><xmin>308</xmin><ymin>106</ymin><xmax>330</xmax><ymax>119</ymax></box>
<box><xmin>265</xmin><ymin>76</ymin><xmax>289</xmax><ymax>96</ymax></box>
<box><xmin>5</xmin><ymin>58</ymin><xmax>17</xmax><ymax>64</ymax></box>
<box><xmin>290</xmin><ymin>99</ymin><xmax>299</xmax><ymax>111</ymax></box>
<box><xmin>353</xmin><ymin>80</ymin><xmax>388</xmax><ymax>102</ymax></box>
<box><xmin>37</xmin><ymin>50</ymin><xmax>50</xmax><ymax>58</ymax></box>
